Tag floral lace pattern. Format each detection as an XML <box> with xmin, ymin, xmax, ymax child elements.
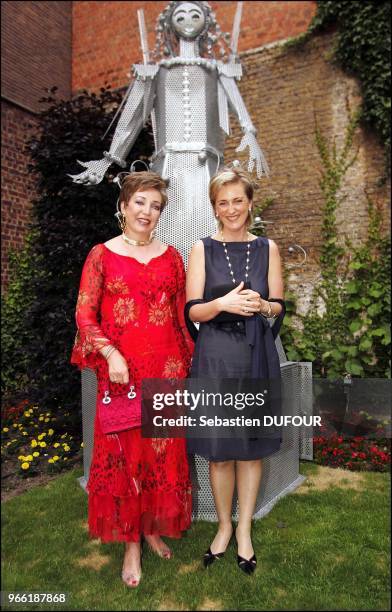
<box><xmin>70</xmin><ymin>243</ymin><xmax>194</xmax><ymax>542</ymax></box>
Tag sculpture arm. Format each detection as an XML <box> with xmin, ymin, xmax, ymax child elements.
<box><xmin>104</xmin><ymin>78</ymin><xmax>146</xmax><ymax>165</ymax></box>
<box><xmin>219</xmin><ymin>74</ymin><xmax>270</xmax><ymax>177</ymax></box>
<box><xmin>68</xmin><ymin>76</ymin><xmax>150</xmax><ymax>185</ymax></box>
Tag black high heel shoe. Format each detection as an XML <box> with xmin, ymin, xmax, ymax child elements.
<box><xmin>237</xmin><ymin>553</ymin><xmax>257</xmax><ymax>575</ymax></box>
<box><xmin>203</xmin><ymin>547</ymin><xmax>225</xmax><ymax>568</ymax></box>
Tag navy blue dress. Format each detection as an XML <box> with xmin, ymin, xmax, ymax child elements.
<box><xmin>186</xmin><ymin>236</ymin><xmax>284</xmax><ymax>461</ymax></box>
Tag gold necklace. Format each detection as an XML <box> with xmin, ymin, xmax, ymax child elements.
<box><xmin>122</xmin><ymin>231</ymin><xmax>155</xmax><ymax>247</ymax></box>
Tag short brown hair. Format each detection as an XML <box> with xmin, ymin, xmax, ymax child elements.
<box><xmin>209</xmin><ymin>167</ymin><xmax>256</xmax><ymax>229</ymax></box>
<box><xmin>119</xmin><ymin>171</ymin><xmax>168</xmax><ymax>212</ymax></box>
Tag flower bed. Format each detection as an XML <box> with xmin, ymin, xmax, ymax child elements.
<box><xmin>1</xmin><ymin>401</ymin><xmax>82</xmax><ymax>478</ymax></box>
<box><xmin>313</xmin><ymin>432</ymin><xmax>390</xmax><ymax>472</ymax></box>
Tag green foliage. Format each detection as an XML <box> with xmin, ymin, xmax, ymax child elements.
<box><xmin>2</xmin><ymin>86</ymin><xmax>154</xmax><ymax>429</ymax></box>
<box><xmin>252</xmin><ymin>195</ymin><xmax>275</xmax><ymax>237</ymax></box>
<box><xmin>284</xmin><ymin>0</ymin><xmax>391</xmax><ymax>171</ymax></box>
<box><xmin>280</xmin><ymin>112</ymin><xmax>390</xmax><ymax>378</ymax></box>
<box><xmin>1</xmin><ymin>231</ymin><xmax>44</xmax><ymax>400</ymax></box>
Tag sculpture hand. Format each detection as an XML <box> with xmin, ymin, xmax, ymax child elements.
<box><xmin>67</xmin><ymin>158</ymin><xmax>112</xmax><ymax>185</ymax></box>
<box><xmin>236</xmin><ymin>131</ymin><xmax>270</xmax><ymax>178</ymax></box>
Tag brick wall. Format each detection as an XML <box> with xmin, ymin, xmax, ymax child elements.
<box><xmin>1</xmin><ymin>0</ymin><xmax>72</xmax><ymax>291</ymax></box>
<box><xmin>1</xmin><ymin>0</ymin><xmax>72</xmax><ymax>112</ymax></box>
<box><xmin>72</xmin><ymin>0</ymin><xmax>316</xmax><ymax>93</ymax></box>
<box><xmin>1</xmin><ymin>100</ymin><xmax>40</xmax><ymax>291</ymax></box>
<box><xmin>224</xmin><ymin>33</ymin><xmax>390</xmax><ymax>312</ymax></box>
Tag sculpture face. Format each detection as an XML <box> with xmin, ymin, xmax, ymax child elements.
<box><xmin>171</xmin><ymin>2</ymin><xmax>206</xmax><ymax>40</ymax></box>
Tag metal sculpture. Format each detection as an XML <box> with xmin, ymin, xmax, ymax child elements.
<box><xmin>69</xmin><ymin>1</ymin><xmax>269</xmax><ymax>260</ymax></box>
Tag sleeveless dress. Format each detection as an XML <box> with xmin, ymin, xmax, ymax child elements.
<box><xmin>71</xmin><ymin>243</ymin><xmax>194</xmax><ymax>542</ymax></box>
<box><xmin>187</xmin><ymin>236</ymin><xmax>284</xmax><ymax>461</ymax></box>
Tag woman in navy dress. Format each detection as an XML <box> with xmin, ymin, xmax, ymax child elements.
<box><xmin>185</xmin><ymin>166</ymin><xmax>285</xmax><ymax>574</ymax></box>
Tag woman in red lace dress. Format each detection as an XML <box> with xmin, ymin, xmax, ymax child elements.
<box><xmin>70</xmin><ymin>171</ymin><xmax>194</xmax><ymax>588</ymax></box>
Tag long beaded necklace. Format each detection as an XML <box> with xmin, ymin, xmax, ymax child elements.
<box><xmin>220</xmin><ymin>230</ymin><xmax>251</xmax><ymax>285</ymax></box>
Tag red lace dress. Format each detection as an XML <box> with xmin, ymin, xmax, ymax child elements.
<box><xmin>70</xmin><ymin>243</ymin><xmax>194</xmax><ymax>543</ymax></box>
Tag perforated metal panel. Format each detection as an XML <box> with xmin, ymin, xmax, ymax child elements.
<box><xmin>190</xmin><ymin>362</ymin><xmax>308</xmax><ymax>521</ymax></box>
<box><xmin>298</xmin><ymin>362</ymin><xmax>314</xmax><ymax>460</ymax></box>
<box><xmin>151</xmin><ymin>63</ymin><xmax>224</xmax><ymax>264</ymax></box>
<box><xmin>78</xmin><ymin>357</ymin><xmax>311</xmax><ymax>522</ymax></box>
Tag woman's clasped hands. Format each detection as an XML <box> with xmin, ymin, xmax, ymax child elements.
<box><xmin>217</xmin><ymin>281</ymin><xmax>266</xmax><ymax>316</ymax></box>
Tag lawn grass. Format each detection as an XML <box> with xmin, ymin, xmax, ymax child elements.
<box><xmin>1</xmin><ymin>461</ymin><xmax>390</xmax><ymax>611</ymax></box>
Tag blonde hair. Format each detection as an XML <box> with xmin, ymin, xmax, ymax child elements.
<box><xmin>209</xmin><ymin>167</ymin><xmax>256</xmax><ymax>229</ymax></box>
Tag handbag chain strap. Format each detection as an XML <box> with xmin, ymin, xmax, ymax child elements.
<box><xmin>102</xmin><ymin>384</ymin><xmax>137</xmax><ymax>405</ymax></box>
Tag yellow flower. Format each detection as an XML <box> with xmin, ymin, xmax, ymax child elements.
<box><xmin>53</xmin><ymin>456</ymin><xmax>60</xmax><ymax>462</ymax></box>
<box><xmin>48</xmin><ymin>429</ymin><xmax>54</xmax><ymax>436</ymax></box>
<box><xmin>46</xmin><ymin>412</ymin><xmax>51</xmax><ymax>416</ymax></box>
<box><xmin>37</xmin><ymin>433</ymin><xmax>46</xmax><ymax>440</ymax></box>
<box><xmin>48</xmin><ymin>458</ymin><xmax>54</xmax><ymax>464</ymax></box>
<box><xmin>31</xmin><ymin>440</ymin><xmax>38</xmax><ymax>448</ymax></box>
<box><xmin>22</xmin><ymin>431</ymin><xmax>28</xmax><ymax>436</ymax></box>
<box><xmin>44</xmin><ymin>418</ymin><xmax>50</xmax><ymax>423</ymax></box>
<box><xmin>53</xmin><ymin>443</ymin><xmax>60</xmax><ymax>448</ymax></box>
<box><xmin>61</xmin><ymin>434</ymin><xmax>67</xmax><ymax>439</ymax></box>
<box><xmin>39</xmin><ymin>417</ymin><xmax>44</xmax><ymax>421</ymax></box>
<box><xmin>24</xmin><ymin>411</ymin><xmax>30</xmax><ymax>417</ymax></box>
<box><xmin>2</xmin><ymin>428</ymin><xmax>9</xmax><ymax>432</ymax></box>
<box><xmin>18</xmin><ymin>455</ymin><xmax>25</xmax><ymax>461</ymax></box>
<box><xmin>26</xmin><ymin>455</ymin><xmax>33</xmax><ymax>461</ymax></box>
<box><xmin>63</xmin><ymin>445</ymin><xmax>70</xmax><ymax>452</ymax></box>
<box><xmin>13</xmin><ymin>424</ymin><xmax>18</xmax><ymax>428</ymax></box>
<box><xmin>39</xmin><ymin>442</ymin><xmax>47</xmax><ymax>448</ymax></box>
<box><xmin>64</xmin><ymin>457</ymin><xmax>68</xmax><ymax>461</ymax></box>
<box><xmin>21</xmin><ymin>462</ymin><xmax>30</xmax><ymax>470</ymax></box>
<box><xmin>33</xmin><ymin>452</ymin><xmax>40</xmax><ymax>457</ymax></box>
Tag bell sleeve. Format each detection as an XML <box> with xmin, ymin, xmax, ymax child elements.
<box><xmin>70</xmin><ymin>243</ymin><xmax>112</xmax><ymax>371</ymax></box>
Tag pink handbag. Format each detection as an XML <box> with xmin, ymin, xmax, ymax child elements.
<box><xmin>98</xmin><ymin>382</ymin><xmax>141</xmax><ymax>434</ymax></box>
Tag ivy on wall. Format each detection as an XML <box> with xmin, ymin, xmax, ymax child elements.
<box><xmin>280</xmin><ymin>111</ymin><xmax>390</xmax><ymax>378</ymax></box>
<box><xmin>284</xmin><ymin>0</ymin><xmax>391</xmax><ymax>172</ymax></box>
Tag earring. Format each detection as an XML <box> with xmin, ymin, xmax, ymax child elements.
<box><xmin>115</xmin><ymin>211</ymin><xmax>127</xmax><ymax>232</ymax></box>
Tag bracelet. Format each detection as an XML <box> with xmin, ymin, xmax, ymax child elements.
<box><xmin>261</xmin><ymin>301</ymin><xmax>272</xmax><ymax>318</ymax></box>
<box><xmin>101</xmin><ymin>345</ymin><xmax>111</xmax><ymax>358</ymax></box>
<box><xmin>102</xmin><ymin>345</ymin><xmax>116</xmax><ymax>360</ymax></box>
<box><xmin>105</xmin><ymin>347</ymin><xmax>117</xmax><ymax>360</ymax></box>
